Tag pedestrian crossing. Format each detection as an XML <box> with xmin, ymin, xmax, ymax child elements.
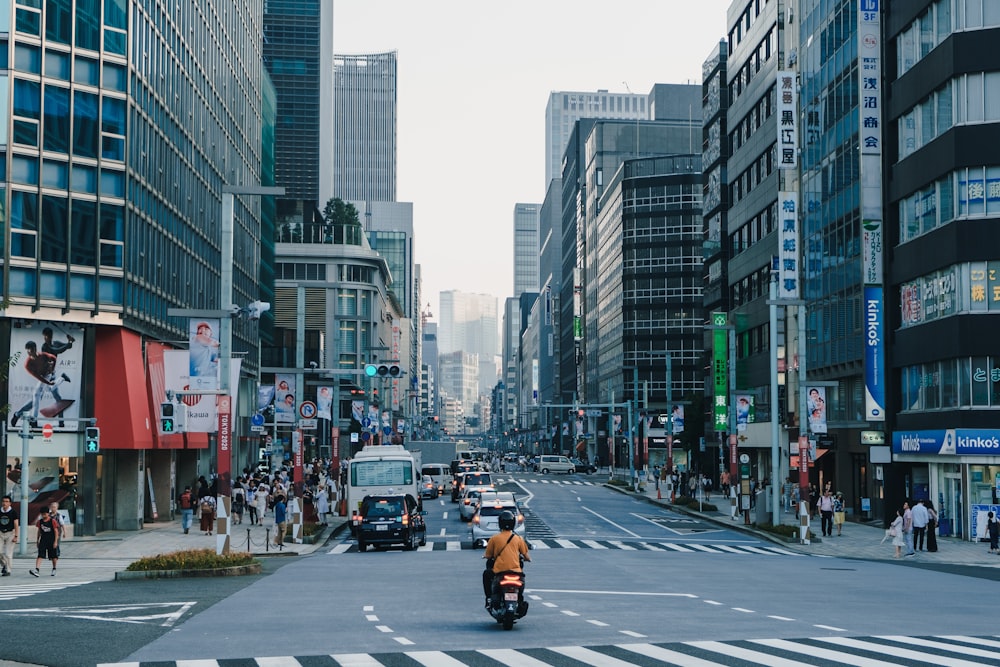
<box><xmin>0</xmin><ymin>579</ymin><xmax>93</xmax><ymax>601</ymax></box>
<box><xmin>328</xmin><ymin>537</ymin><xmax>803</xmax><ymax>556</ymax></box>
<box><xmin>95</xmin><ymin>634</ymin><xmax>1000</xmax><ymax>666</ymax></box>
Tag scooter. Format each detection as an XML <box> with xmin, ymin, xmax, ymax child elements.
<box><xmin>487</xmin><ymin>570</ymin><xmax>528</xmax><ymax>630</ymax></box>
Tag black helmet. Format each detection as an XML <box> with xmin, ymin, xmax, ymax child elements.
<box><xmin>499</xmin><ymin>510</ymin><xmax>516</xmax><ymax>531</ymax></box>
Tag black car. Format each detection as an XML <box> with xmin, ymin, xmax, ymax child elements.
<box><xmin>356</xmin><ymin>494</ymin><xmax>427</xmax><ymax>552</ymax></box>
<box><xmin>570</xmin><ymin>457</ymin><xmax>597</xmax><ymax>474</ymax></box>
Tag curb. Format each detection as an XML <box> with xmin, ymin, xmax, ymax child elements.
<box><xmin>115</xmin><ymin>562</ymin><xmax>263</xmax><ymax>580</ymax></box>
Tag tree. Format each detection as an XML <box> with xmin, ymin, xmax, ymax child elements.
<box><xmin>322</xmin><ymin>198</ymin><xmax>362</xmax><ymax>245</ymax></box>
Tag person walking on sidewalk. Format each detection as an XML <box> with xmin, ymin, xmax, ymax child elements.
<box><xmin>926</xmin><ymin>500</ymin><xmax>938</xmax><ymax>552</ymax></box>
<box><xmin>818</xmin><ymin>489</ymin><xmax>835</xmax><ymax>537</ymax></box>
<box><xmin>0</xmin><ymin>495</ymin><xmax>19</xmax><ymax>576</ymax></box>
<box><xmin>30</xmin><ymin>507</ymin><xmax>58</xmax><ymax>576</ymax></box>
<box><xmin>178</xmin><ymin>486</ymin><xmax>194</xmax><ymax>534</ymax></box>
<box><xmin>272</xmin><ymin>495</ymin><xmax>287</xmax><ymax>547</ymax></box>
<box><xmin>911</xmin><ymin>498</ymin><xmax>929</xmax><ymax>551</ymax></box>
<box><xmin>199</xmin><ymin>494</ymin><xmax>216</xmax><ymax>536</ymax></box>
<box><xmin>833</xmin><ymin>492</ymin><xmax>846</xmax><ymax>536</ymax></box>
<box><xmin>903</xmin><ymin>501</ymin><xmax>915</xmax><ymax>556</ymax></box>
<box><xmin>245</xmin><ymin>483</ymin><xmax>258</xmax><ymax>525</ymax></box>
<box><xmin>890</xmin><ymin>508</ymin><xmax>905</xmax><ymax>559</ymax></box>
<box><xmin>986</xmin><ymin>511</ymin><xmax>1000</xmax><ymax>554</ymax></box>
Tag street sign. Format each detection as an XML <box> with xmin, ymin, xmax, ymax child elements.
<box><xmin>251</xmin><ymin>425</ymin><xmax>264</xmax><ymax>433</ymax></box>
<box><xmin>251</xmin><ymin>413</ymin><xmax>265</xmax><ymax>427</ymax></box>
<box><xmin>657</xmin><ymin>414</ymin><xmax>669</xmax><ymax>425</ymax></box>
<box><xmin>265</xmin><ymin>435</ymin><xmax>273</xmax><ymax>445</ymax></box>
<box><xmin>382</xmin><ymin>426</ymin><xmax>392</xmax><ymax>436</ymax></box>
<box><xmin>299</xmin><ymin>401</ymin><xmax>317</xmax><ymax>419</ymax></box>
<box><xmin>585</xmin><ymin>409</ymin><xmax>602</xmax><ymax>417</ymax></box>
<box><xmin>299</xmin><ymin>418</ymin><xmax>317</xmax><ymax>429</ymax></box>
<box><xmin>42</xmin><ymin>423</ymin><xmax>53</xmax><ymax>441</ymax></box>
<box><xmin>362</xmin><ymin>417</ymin><xmax>371</xmax><ymax>428</ymax></box>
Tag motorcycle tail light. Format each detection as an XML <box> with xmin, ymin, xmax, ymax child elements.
<box><xmin>499</xmin><ymin>574</ymin><xmax>523</xmax><ymax>587</ymax></box>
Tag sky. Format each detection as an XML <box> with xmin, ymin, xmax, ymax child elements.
<box><xmin>332</xmin><ymin>0</ymin><xmax>734</xmax><ymax>320</ymax></box>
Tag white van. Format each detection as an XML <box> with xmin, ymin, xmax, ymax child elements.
<box><xmin>537</xmin><ymin>455</ymin><xmax>574</xmax><ymax>475</ymax></box>
<box><xmin>421</xmin><ymin>463</ymin><xmax>453</xmax><ymax>497</ymax></box>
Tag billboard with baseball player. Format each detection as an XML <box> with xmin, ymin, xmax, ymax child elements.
<box><xmin>9</xmin><ymin>322</ymin><xmax>84</xmax><ymax>431</ymax></box>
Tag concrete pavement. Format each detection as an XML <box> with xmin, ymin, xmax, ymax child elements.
<box><xmin>623</xmin><ymin>477</ymin><xmax>1000</xmax><ymax>567</ymax></box>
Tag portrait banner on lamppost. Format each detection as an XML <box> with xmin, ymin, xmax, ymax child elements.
<box><xmin>275</xmin><ymin>374</ymin><xmax>296</xmax><ymax>424</ymax></box>
<box><xmin>188</xmin><ymin>319</ymin><xmax>221</xmax><ymax>391</ymax></box>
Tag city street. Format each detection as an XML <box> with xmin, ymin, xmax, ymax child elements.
<box><xmin>1</xmin><ymin>474</ymin><xmax>998</xmax><ymax>666</ymax></box>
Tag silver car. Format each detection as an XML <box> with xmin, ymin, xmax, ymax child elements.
<box><xmin>471</xmin><ymin>500</ymin><xmax>525</xmax><ymax>548</ymax></box>
<box><xmin>458</xmin><ymin>488</ymin><xmax>484</xmax><ymax>521</ymax></box>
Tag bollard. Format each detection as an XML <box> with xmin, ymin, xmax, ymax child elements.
<box><xmin>265</xmin><ymin>526</ymin><xmax>271</xmax><ymax>552</ymax></box>
<box><xmin>247</xmin><ymin>527</ymin><xmax>252</xmax><ymax>553</ymax></box>
<box><xmin>799</xmin><ymin>498</ymin><xmax>811</xmax><ymax>544</ymax></box>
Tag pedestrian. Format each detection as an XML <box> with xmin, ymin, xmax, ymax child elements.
<box><xmin>925</xmin><ymin>500</ymin><xmax>938</xmax><ymax>552</ymax></box>
<box><xmin>833</xmin><ymin>492</ymin><xmax>846</xmax><ymax>536</ymax></box>
<box><xmin>48</xmin><ymin>501</ymin><xmax>65</xmax><ymax>563</ymax></box>
<box><xmin>782</xmin><ymin>478</ymin><xmax>793</xmax><ymax>513</ymax></box>
<box><xmin>986</xmin><ymin>511</ymin><xmax>1000</xmax><ymax>554</ymax></box>
<box><xmin>245</xmin><ymin>483</ymin><xmax>258</xmax><ymax>525</ymax></box>
<box><xmin>30</xmin><ymin>507</ymin><xmax>59</xmax><ymax>576</ymax></box>
<box><xmin>911</xmin><ymin>497</ymin><xmax>929</xmax><ymax>551</ymax></box>
<box><xmin>273</xmin><ymin>495</ymin><xmax>287</xmax><ymax>546</ymax></box>
<box><xmin>0</xmin><ymin>495</ymin><xmax>19</xmax><ymax>576</ymax></box>
<box><xmin>688</xmin><ymin>474</ymin><xmax>697</xmax><ymax>497</ymax></box>
<box><xmin>809</xmin><ymin>484</ymin><xmax>819</xmax><ymax>519</ymax></box>
<box><xmin>889</xmin><ymin>508</ymin><xmax>905</xmax><ymax>559</ymax></box>
<box><xmin>178</xmin><ymin>486</ymin><xmax>194</xmax><ymax>534</ymax></box>
<box><xmin>232</xmin><ymin>484</ymin><xmax>245</xmax><ymax>525</ymax></box>
<box><xmin>256</xmin><ymin>480</ymin><xmax>270</xmax><ymax>520</ymax></box>
<box><xmin>817</xmin><ymin>489</ymin><xmax>834</xmax><ymax>537</ymax></box>
<box><xmin>315</xmin><ymin>484</ymin><xmax>329</xmax><ymax>525</ymax></box>
<box><xmin>903</xmin><ymin>501</ymin><xmax>915</xmax><ymax>556</ymax></box>
<box><xmin>199</xmin><ymin>494</ymin><xmax>216</xmax><ymax>535</ymax></box>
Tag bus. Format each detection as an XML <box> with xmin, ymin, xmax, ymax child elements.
<box><xmin>347</xmin><ymin>445</ymin><xmax>420</xmax><ymax>533</ymax></box>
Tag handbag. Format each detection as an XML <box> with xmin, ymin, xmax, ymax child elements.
<box><xmin>889</xmin><ymin>526</ymin><xmax>898</xmax><ymax>537</ymax></box>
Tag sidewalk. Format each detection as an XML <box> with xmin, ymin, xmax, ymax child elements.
<box><xmin>622</xmin><ymin>479</ymin><xmax>1000</xmax><ymax>567</ymax></box>
<box><xmin>0</xmin><ymin>515</ymin><xmax>351</xmax><ymax>586</ymax></box>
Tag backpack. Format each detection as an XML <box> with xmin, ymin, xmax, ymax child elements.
<box><xmin>179</xmin><ymin>493</ymin><xmax>192</xmax><ymax>510</ymax></box>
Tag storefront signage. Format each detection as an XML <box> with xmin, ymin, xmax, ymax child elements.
<box><xmin>892</xmin><ymin>429</ymin><xmax>1000</xmax><ymax>455</ymax></box>
<box><xmin>864</xmin><ymin>286</ymin><xmax>886</xmax><ymax>421</ymax></box>
<box><xmin>860</xmin><ymin>430</ymin><xmax>885</xmax><ymax>445</ymax></box>
<box><xmin>712</xmin><ymin>313</ymin><xmax>728</xmax><ymax>432</ymax></box>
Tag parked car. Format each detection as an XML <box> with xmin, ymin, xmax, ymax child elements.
<box><xmin>356</xmin><ymin>494</ymin><xmax>427</xmax><ymax>552</ymax></box>
<box><xmin>569</xmin><ymin>458</ymin><xmax>597</xmax><ymax>474</ymax></box>
<box><xmin>471</xmin><ymin>498</ymin><xmax>525</xmax><ymax>548</ymax></box>
<box><xmin>536</xmin><ymin>455</ymin><xmax>575</xmax><ymax>474</ymax></box>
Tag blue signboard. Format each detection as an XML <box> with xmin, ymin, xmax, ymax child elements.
<box><xmin>893</xmin><ymin>429</ymin><xmax>1000</xmax><ymax>455</ymax></box>
<box><xmin>251</xmin><ymin>413</ymin><xmax>265</xmax><ymax>427</ymax></box>
<box><xmin>864</xmin><ymin>286</ymin><xmax>886</xmax><ymax>421</ymax></box>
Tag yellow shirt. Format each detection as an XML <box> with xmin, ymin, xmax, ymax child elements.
<box><xmin>484</xmin><ymin>530</ymin><xmax>530</xmax><ymax>572</ymax></box>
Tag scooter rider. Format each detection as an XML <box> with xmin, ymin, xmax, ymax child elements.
<box><xmin>482</xmin><ymin>510</ymin><xmax>530</xmax><ymax>607</ymax></box>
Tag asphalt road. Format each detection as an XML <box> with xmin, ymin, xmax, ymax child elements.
<box><xmin>3</xmin><ymin>473</ymin><xmax>1000</xmax><ymax>666</ymax></box>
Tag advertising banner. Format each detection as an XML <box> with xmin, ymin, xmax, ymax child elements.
<box><xmin>188</xmin><ymin>319</ymin><xmax>221</xmax><ymax>391</ymax></box>
<box><xmin>164</xmin><ymin>351</ymin><xmax>241</xmax><ymax>432</ymax></box>
<box><xmin>736</xmin><ymin>394</ymin><xmax>754</xmax><ymax>433</ymax></box>
<box><xmin>864</xmin><ymin>286</ymin><xmax>887</xmax><ymax>420</ymax></box>
<box><xmin>712</xmin><ymin>313</ymin><xmax>728</xmax><ymax>431</ymax></box>
<box><xmin>893</xmin><ymin>429</ymin><xmax>1000</xmax><ymax>455</ymax></box>
<box><xmin>8</xmin><ymin>322</ymin><xmax>84</xmax><ymax>431</ymax></box>
<box><xmin>316</xmin><ymin>386</ymin><xmax>333</xmax><ymax>420</ymax></box>
<box><xmin>807</xmin><ymin>386</ymin><xmax>828</xmax><ymax>434</ymax></box>
<box><xmin>275</xmin><ymin>374</ymin><xmax>296</xmax><ymax>424</ymax></box>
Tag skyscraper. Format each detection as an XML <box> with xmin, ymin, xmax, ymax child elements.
<box><xmin>439</xmin><ymin>290</ymin><xmax>499</xmax><ymax>395</ymax></box>
<box><xmin>513</xmin><ymin>203</ymin><xmax>541</xmax><ymax>296</ymax></box>
<box><xmin>334</xmin><ymin>52</ymin><xmax>398</xmax><ymax>202</ymax></box>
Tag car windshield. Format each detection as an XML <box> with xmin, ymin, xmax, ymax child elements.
<box><xmin>365</xmin><ymin>499</ymin><xmax>403</xmax><ymax>517</ymax></box>
<box><xmin>465</xmin><ymin>474</ymin><xmax>490</xmax><ymax>486</ymax></box>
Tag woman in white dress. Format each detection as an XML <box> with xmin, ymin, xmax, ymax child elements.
<box><xmin>890</xmin><ymin>508</ymin><xmax>905</xmax><ymax>558</ymax></box>
<box><xmin>315</xmin><ymin>484</ymin><xmax>329</xmax><ymax>525</ymax></box>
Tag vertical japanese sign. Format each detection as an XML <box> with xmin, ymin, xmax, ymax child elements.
<box><xmin>218</xmin><ymin>395</ymin><xmax>231</xmax><ymax>495</ymax></box>
<box><xmin>778</xmin><ymin>192</ymin><xmax>800</xmax><ymax>299</ymax></box>
<box><xmin>712</xmin><ymin>313</ymin><xmax>728</xmax><ymax>432</ymax></box>
<box><xmin>777</xmin><ymin>71</ymin><xmax>798</xmax><ymax>170</ymax></box>
<box><xmin>859</xmin><ymin>0</ymin><xmax>885</xmax><ymax>421</ymax></box>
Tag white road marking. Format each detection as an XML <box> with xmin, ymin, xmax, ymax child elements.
<box><xmin>703</xmin><ymin>600</ymin><xmax>723</xmax><ymax>605</ymax></box>
<box><xmin>257</xmin><ymin>658</ymin><xmax>302</xmax><ymax>667</ymax></box>
<box><xmin>0</xmin><ymin>601</ymin><xmax>194</xmax><ymax>627</ymax></box>
<box><xmin>330</xmin><ymin>654</ymin><xmax>382</xmax><ymax>667</ymax></box>
<box><xmin>690</xmin><ymin>639</ymin><xmax>810</xmax><ymax>666</ymax></box>
<box><xmin>393</xmin><ymin>637</ymin><xmax>414</xmax><ymax>645</ymax></box>
<box><xmin>551</xmin><ymin>646</ymin><xmax>644</xmax><ymax>665</ymax></box>
<box><xmin>608</xmin><ymin>540</ymin><xmax>637</xmax><ymax>551</ymax></box>
<box><xmin>587</xmin><ymin>619</ymin><xmax>610</xmax><ymax>626</ymax></box>
<box><xmin>478</xmin><ymin>648</ymin><xmax>553</xmax><ymax>666</ymax></box>
<box><xmin>618</xmin><ymin>642</ymin><xmax>719</xmax><ymax>666</ymax></box>
<box><xmin>406</xmin><ymin>651</ymin><xmax>469</xmax><ymax>666</ymax></box>
<box><xmin>365</xmin><ymin>614</ymin><xmax>378</xmax><ymax>621</ymax></box>
<box><xmin>814</xmin><ymin>624</ymin><xmax>847</xmax><ymax>632</ymax></box>
<box><xmin>561</xmin><ymin>610</ymin><xmax>580</xmax><ymax>616</ymax></box>
<box><xmin>528</xmin><ymin>588</ymin><xmax>697</xmax><ymax>598</ymax></box>
<box><xmin>375</xmin><ymin>625</ymin><xmax>393</xmax><ymax>633</ymax></box>
<box><xmin>363</xmin><ymin>605</ymin><xmax>374</xmax><ymax>611</ymax></box>
<box><xmin>438</xmin><ymin>528</ymin><xmax>446</xmax><ymax>536</ymax></box>
<box><xmin>817</xmin><ymin>636</ymin><xmax>987</xmax><ymax>666</ymax></box>
<box><xmin>543</xmin><ymin>602</ymin><xmax>558</xmax><ymax>607</ymax></box>
<box><xmin>581</xmin><ymin>540</ymin><xmax>608</xmax><ymax>549</ymax></box>
<box><xmin>619</xmin><ymin>630</ymin><xmax>647</xmax><ymax>638</ymax></box>
<box><xmin>731</xmin><ymin>607</ymin><xmax>755</xmax><ymax>613</ymax></box>
<box><xmin>445</xmin><ymin>541</ymin><xmax>461</xmax><ymax>551</ymax></box>
<box><xmin>751</xmin><ymin>638</ymin><xmax>903</xmax><ymax>666</ymax></box>
<box><xmin>767</xmin><ymin>615</ymin><xmax>795</xmax><ymax>621</ymax></box>
<box><xmin>554</xmin><ymin>539</ymin><xmax>580</xmax><ymax>549</ymax></box>
<box><xmin>582</xmin><ymin>506</ymin><xmax>643</xmax><ymax>537</ymax></box>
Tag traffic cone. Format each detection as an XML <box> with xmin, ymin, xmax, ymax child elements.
<box><xmin>657</xmin><ymin>487</ymin><xmax>662</xmax><ymax>500</ymax></box>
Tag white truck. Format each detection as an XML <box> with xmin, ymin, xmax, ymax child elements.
<box><xmin>346</xmin><ymin>444</ymin><xmax>421</xmax><ymax>533</ymax></box>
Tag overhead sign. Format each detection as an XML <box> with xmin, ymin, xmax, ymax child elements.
<box><xmin>860</xmin><ymin>430</ymin><xmax>885</xmax><ymax>445</ymax></box>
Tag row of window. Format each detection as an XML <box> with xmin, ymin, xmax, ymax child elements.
<box><xmin>730</xmin><ymin>199</ymin><xmax>778</xmax><ymax>255</ymax></box>
<box><xmin>727</xmin><ymin>0</ymin><xmax>771</xmax><ymax>55</ymax></box>
<box><xmin>898</xmin><ymin>165</ymin><xmax>1000</xmax><ymax>242</ymax></box>
<box><xmin>13</xmin><ymin>0</ymin><xmax>126</xmax><ymax>55</ymax></box>
<box><xmin>898</xmin><ymin>73</ymin><xmax>1000</xmax><ymax>160</ymax></box>
<box><xmin>730</xmin><ymin>263</ymin><xmax>771</xmax><ymax>309</ymax></box>
<box><xmin>901</xmin><ymin>356</ymin><xmax>1000</xmax><ymax>410</ymax></box>
<box><xmin>729</xmin><ymin>26</ymin><xmax>777</xmax><ymax>107</ymax></box>
<box><xmin>7</xmin><ymin>266</ymin><xmax>121</xmax><ymax>303</ymax></box>
<box><xmin>730</xmin><ymin>84</ymin><xmax>775</xmax><ymax>155</ymax></box>
<box><xmin>730</xmin><ymin>143</ymin><xmax>776</xmax><ymax>207</ymax></box>
<box><xmin>8</xmin><ymin>189</ymin><xmax>123</xmax><ymax>266</ymax></box>
<box><xmin>897</xmin><ymin>0</ymin><xmax>1000</xmax><ymax>77</ymax></box>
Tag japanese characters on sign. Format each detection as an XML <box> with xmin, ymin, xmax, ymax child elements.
<box><xmin>776</xmin><ymin>71</ymin><xmax>798</xmax><ymax>170</ymax></box>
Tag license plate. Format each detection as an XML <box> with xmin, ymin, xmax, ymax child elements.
<box><xmin>504</xmin><ymin>592</ymin><xmax>518</xmax><ymax>601</ymax></box>
<box><xmin>376</xmin><ymin>524</ymin><xmax>388</xmax><ymax>531</ymax></box>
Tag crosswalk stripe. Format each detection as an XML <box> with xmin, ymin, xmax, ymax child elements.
<box><xmin>657</xmin><ymin>542</ymin><xmax>695</xmax><ymax>552</ymax></box>
<box><xmin>554</xmin><ymin>539</ymin><xmax>579</xmax><ymax>549</ymax></box>
<box><xmin>406</xmin><ymin>650</ymin><xmax>467</xmax><ymax>666</ymax></box>
<box><xmin>445</xmin><ymin>541</ymin><xmax>461</xmax><ymax>551</ymax></box>
<box><xmin>714</xmin><ymin>544</ymin><xmax>748</xmax><ymax>553</ymax></box>
<box><xmin>330</xmin><ymin>653</ymin><xmax>383</xmax><ymax>666</ymax></box>
<box><xmin>332</xmin><ymin>537</ymin><xmax>808</xmax><ymax>556</ymax></box>
<box><xmin>618</xmin><ymin>642</ymin><xmax>724</xmax><ymax>666</ymax></box>
<box><xmin>689</xmin><ymin>640</ymin><xmax>813</xmax><ymax>666</ymax></box>
<box><xmin>0</xmin><ymin>580</ymin><xmax>93</xmax><ymax>600</ymax></box>
<box><xmin>685</xmin><ymin>544</ymin><xmax>720</xmax><ymax>553</ymax></box>
<box><xmin>608</xmin><ymin>540</ymin><xmax>637</xmax><ymax>551</ymax></box>
<box><xmin>528</xmin><ymin>540</ymin><xmax>550</xmax><ymax>549</ymax></box>
<box><xmin>874</xmin><ymin>635</ymin><xmax>1000</xmax><ymax>663</ymax></box>
<box><xmin>477</xmin><ymin>648</ymin><xmax>553</xmax><ymax>667</ymax></box>
<box><xmin>257</xmin><ymin>658</ymin><xmax>302</xmax><ymax>667</ymax></box>
<box><xmin>581</xmin><ymin>540</ymin><xmax>608</xmax><ymax>549</ymax></box>
<box><xmin>551</xmin><ymin>645</ymin><xmax>645</xmax><ymax>666</ymax></box>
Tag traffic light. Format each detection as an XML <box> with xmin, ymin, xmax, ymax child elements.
<box><xmin>364</xmin><ymin>363</ymin><xmax>401</xmax><ymax>377</ymax></box>
<box><xmin>85</xmin><ymin>427</ymin><xmax>100</xmax><ymax>453</ymax></box>
<box><xmin>161</xmin><ymin>401</ymin><xmax>176</xmax><ymax>433</ymax></box>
